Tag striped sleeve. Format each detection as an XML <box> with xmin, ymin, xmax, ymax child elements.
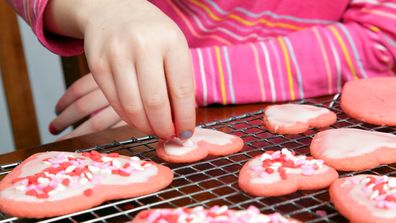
<box><xmin>191</xmin><ymin>0</ymin><xmax>396</xmax><ymax>106</ymax></box>
<box><xmin>6</xmin><ymin>0</ymin><xmax>83</xmax><ymax>56</ymax></box>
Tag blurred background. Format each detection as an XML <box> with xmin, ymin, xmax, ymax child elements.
<box><xmin>0</xmin><ymin>17</ymin><xmax>71</xmax><ymax>154</ymax></box>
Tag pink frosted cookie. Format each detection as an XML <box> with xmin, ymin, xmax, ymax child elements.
<box><xmin>330</xmin><ymin>175</ymin><xmax>396</xmax><ymax>223</ymax></box>
<box><xmin>263</xmin><ymin>104</ymin><xmax>336</xmax><ymax>134</ymax></box>
<box><xmin>0</xmin><ymin>151</ymin><xmax>173</xmax><ymax>218</ymax></box>
<box><xmin>238</xmin><ymin>148</ymin><xmax>338</xmax><ymax>197</ymax></box>
<box><xmin>310</xmin><ymin>128</ymin><xmax>396</xmax><ymax>171</ymax></box>
<box><xmin>341</xmin><ymin>77</ymin><xmax>396</xmax><ymax>126</ymax></box>
<box><xmin>156</xmin><ymin>127</ymin><xmax>244</xmax><ymax>163</ymax></box>
<box><xmin>132</xmin><ymin>205</ymin><xmax>301</xmax><ymax>223</ymax></box>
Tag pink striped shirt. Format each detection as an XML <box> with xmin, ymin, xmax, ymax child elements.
<box><xmin>7</xmin><ymin>0</ymin><xmax>396</xmax><ymax>105</ymax></box>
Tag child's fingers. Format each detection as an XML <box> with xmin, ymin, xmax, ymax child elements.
<box><xmin>165</xmin><ymin>46</ymin><xmax>196</xmax><ymax>139</ymax></box>
<box><xmin>111</xmin><ymin>57</ymin><xmax>153</xmax><ymax>135</ymax></box>
<box><xmin>91</xmin><ymin>64</ymin><xmax>130</xmax><ymax>127</ymax></box>
<box><xmin>55</xmin><ymin>73</ymin><xmax>97</xmax><ymax>115</ymax></box>
<box><xmin>111</xmin><ymin>120</ymin><xmax>127</xmax><ymax>128</ymax></box>
<box><xmin>56</xmin><ymin>106</ymin><xmax>121</xmax><ymax>141</ymax></box>
<box><xmin>136</xmin><ymin>53</ymin><xmax>175</xmax><ymax>139</ymax></box>
<box><xmin>50</xmin><ymin>89</ymin><xmax>108</xmax><ymax>134</ymax></box>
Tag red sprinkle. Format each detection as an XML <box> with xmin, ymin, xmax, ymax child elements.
<box><xmin>118</xmin><ymin>170</ymin><xmax>131</xmax><ymax>177</ymax></box>
<box><xmin>385</xmin><ymin>195</ymin><xmax>396</xmax><ymax>202</ymax></box>
<box><xmin>123</xmin><ymin>163</ymin><xmax>131</xmax><ymax>168</ymax></box>
<box><xmin>265</xmin><ymin>168</ymin><xmax>274</xmax><ymax>174</ymax></box>
<box><xmin>373</xmin><ymin>182</ymin><xmax>386</xmax><ymax>194</ymax></box>
<box><xmin>36</xmin><ymin>193</ymin><xmax>49</xmax><ymax>199</ymax></box>
<box><xmin>47</xmin><ymin>167</ymin><xmax>59</xmax><ymax>175</ymax></box>
<box><xmin>262</xmin><ymin>160</ymin><xmax>271</xmax><ymax>168</ymax></box>
<box><xmin>107</xmin><ymin>153</ymin><xmax>120</xmax><ymax>158</ymax></box>
<box><xmin>42</xmin><ymin>186</ymin><xmax>54</xmax><ymax>193</ymax></box>
<box><xmin>278</xmin><ymin>167</ymin><xmax>286</xmax><ymax>174</ymax></box>
<box><xmin>163</xmin><ymin>214</ymin><xmax>180</xmax><ymax>223</ymax></box>
<box><xmin>61</xmin><ymin>178</ymin><xmax>70</xmax><ymax>186</ymax></box>
<box><xmin>366</xmin><ymin>176</ymin><xmax>376</xmax><ymax>186</ymax></box>
<box><xmin>26</xmin><ymin>189</ymin><xmax>38</xmax><ymax>196</ymax></box>
<box><xmin>280</xmin><ymin>172</ymin><xmax>287</xmax><ymax>180</ymax></box>
<box><xmin>283</xmin><ymin>160</ymin><xmax>295</xmax><ymax>168</ymax></box>
<box><xmin>84</xmin><ymin>189</ymin><xmax>93</xmax><ymax>196</ymax></box>
<box><xmin>28</xmin><ymin>176</ymin><xmax>38</xmax><ymax>184</ymax></box>
<box><xmin>60</xmin><ymin>162</ymin><xmax>72</xmax><ymax>169</ymax></box>
<box><xmin>82</xmin><ymin>152</ymin><xmax>91</xmax><ymax>157</ymax></box>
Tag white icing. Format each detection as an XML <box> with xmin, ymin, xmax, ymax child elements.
<box><xmin>320</xmin><ymin>128</ymin><xmax>396</xmax><ymax>158</ymax></box>
<box><xmin>349</xmin><ymin>176</ymin><xmax>396</xmax><ymax>218</ymax></box>
<box><xmin>265</xmin><ymin>104</ymin><xmax>330</xmax><ymax>127</ymax></box>
<box><xmin>248</xmin><ymin>158</ymin><xmax>328</xmax><ymax>184</ymax></box>
<box><xmin>164</xmin><ymin>127</ymin><xmax>235</xmax><ymax>156</ymax></box>
<box><xmin>0</xmin><ymin>152</ymin><xmax>158</xmax><ymax>202</ymax></box>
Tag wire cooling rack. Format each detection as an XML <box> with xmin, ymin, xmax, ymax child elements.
<box><xmin>1</xmin><ymin>95</ymin><xmax>396</xmax><ymax>223</ymax></box>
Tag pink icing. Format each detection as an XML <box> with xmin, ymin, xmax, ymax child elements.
<box><xmin>141</xmin><ymin>206</ymin><xmax>299</xmax><ymax>223</ymax></box>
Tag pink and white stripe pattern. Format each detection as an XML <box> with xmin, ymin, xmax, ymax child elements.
<box><xmin>8</xmin><ymin>0</ymin><xmax>396</xmax><ymax>105</ymax></box>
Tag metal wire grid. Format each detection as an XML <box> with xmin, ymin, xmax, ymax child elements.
<box><xmin>1</xmin><ymin>95</ymin><xmax>396</xmax><ymax>223</ymax></box>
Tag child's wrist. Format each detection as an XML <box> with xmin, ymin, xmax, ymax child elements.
<box><xmin>43</xmin><ymin>0</ymin><xmax>93</xmax><ymax>39</ymax></box>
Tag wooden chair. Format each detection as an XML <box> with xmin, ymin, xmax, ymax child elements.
<box><xmin>0</xmin><ymin>1</ymin><xmax>89</xmax><ymax>150</ymax></box>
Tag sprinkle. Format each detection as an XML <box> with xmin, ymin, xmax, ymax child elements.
<box><xmin>102</xmin><ymin>157</ymin><xmax>113</xmax><ymax>163</ymax></box>
<box><xmin>107</xmin><ymin>153</ymin><xmax>120</xmax><ymax>158</ymax></box>
<box><xmin>15</xmin><ymin>184</ymin><xmax>27</xmax><ymax>191</ymax></box>
<box><xmin>356</xmin><ymin>176</ymin><xmax>396</xmax><ymax>209</ymax></box>
<box><xmin>80</xmin><ymin>178</ymin><xmax>89</xmax><ymax>185</ymax></box>
<box><xmin>118</xmin><ymin>170</ymin><xmax>131</xmax><ymax>177</ymax></box>
<box><xmin>37</xmin><ymin>177</ymin><xmax>50</xmax><ymax>185</ymax></box>
<box><xmin>112</xmin><ymin>160</ymin><xmax>122</xmax><ymax>168</ymax></box>
<box><xmin>265</xmin><ymin>168</ymin><xmax>274</xmax><ymax>174</ymax></box>
<box><xmin>84</xmin><ymin>189</ymin><xmax>93</xmax><ymax>196</ymax></box>
<box><xmin>85</xmin><ymin>172</ymin><xmax>93</xmax><ymax>180</ymax></box>
<box><xmin>388</xmin><ymin>179</ymin><xmax>396</xmax><ymax>187</ymax></box>
<box><xmin>370</xmin><ymin>190</ymin><xmax>380</xmax><ymax>200</ymax></box>
<box><xmin>25</xmin><ymin>189</ymin><xmax>38</xmax><ymax>196</ymax></box>
<box><xmin>36</xmin><ymin>193</ymin><xmax>49</xmax><ymax>199</ymax></box>
<box><xmin>88</xmin><ymin>165</ymin><xmax>100</xmax><ymax>173</ymax></box>
<box><xmin>65</xmin><ymin>165</ymin><xmax>76</xmax><ymax>173</ymax></box>
<box><xmin>42</xmin><ymin>185</ymin><xmax>54</xmax><ymax>193</ymax></box>
<box><xmin>251</xmin><ymin>148</ymin><xmax>324</xmax><ymax>181</ymax></box>
<box><xmin>130</xmin><ymin>156</ymin><xmax>140</xmax><ymax>162</ymax></box>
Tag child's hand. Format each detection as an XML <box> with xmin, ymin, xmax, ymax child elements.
<box><xmin>45</xmin><ymin>0</ymin><xmax>196</xmax><ymax>139</ymax></box>
<box><xmin>50</xmin><ymin>74</ymin><xmax>126</xmax><ymax>140</ymax></box>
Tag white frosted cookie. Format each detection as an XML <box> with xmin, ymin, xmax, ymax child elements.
<box><xmin>156</xmin><ymin>127</ymin><xmax>244</xmax><ymax>163</ymax></box>
<box><xmin>310</xmin><ymin>128</ymin><xmax>396</xmax><ymax>171</ymax></box>
<box><xmin>263</xmin><ymin>104</ymin><xmax>336</xmax><ymax>134</ymax></box>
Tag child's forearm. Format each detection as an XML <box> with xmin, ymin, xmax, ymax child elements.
<box><xmin>43</xmin><ymin>0</ymin><xmax>91</xmax><ymax>39</ymax></box>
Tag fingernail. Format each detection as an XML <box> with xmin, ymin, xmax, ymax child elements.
<box><xmin>179</xmin><ymin>130</ymin><xmax>193</xmax><ymax>140</ymax></box>
<box><xmin>49</xmin><ymin>123</ymin><xmax>58</xmax><ymax>135</ymax></box>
